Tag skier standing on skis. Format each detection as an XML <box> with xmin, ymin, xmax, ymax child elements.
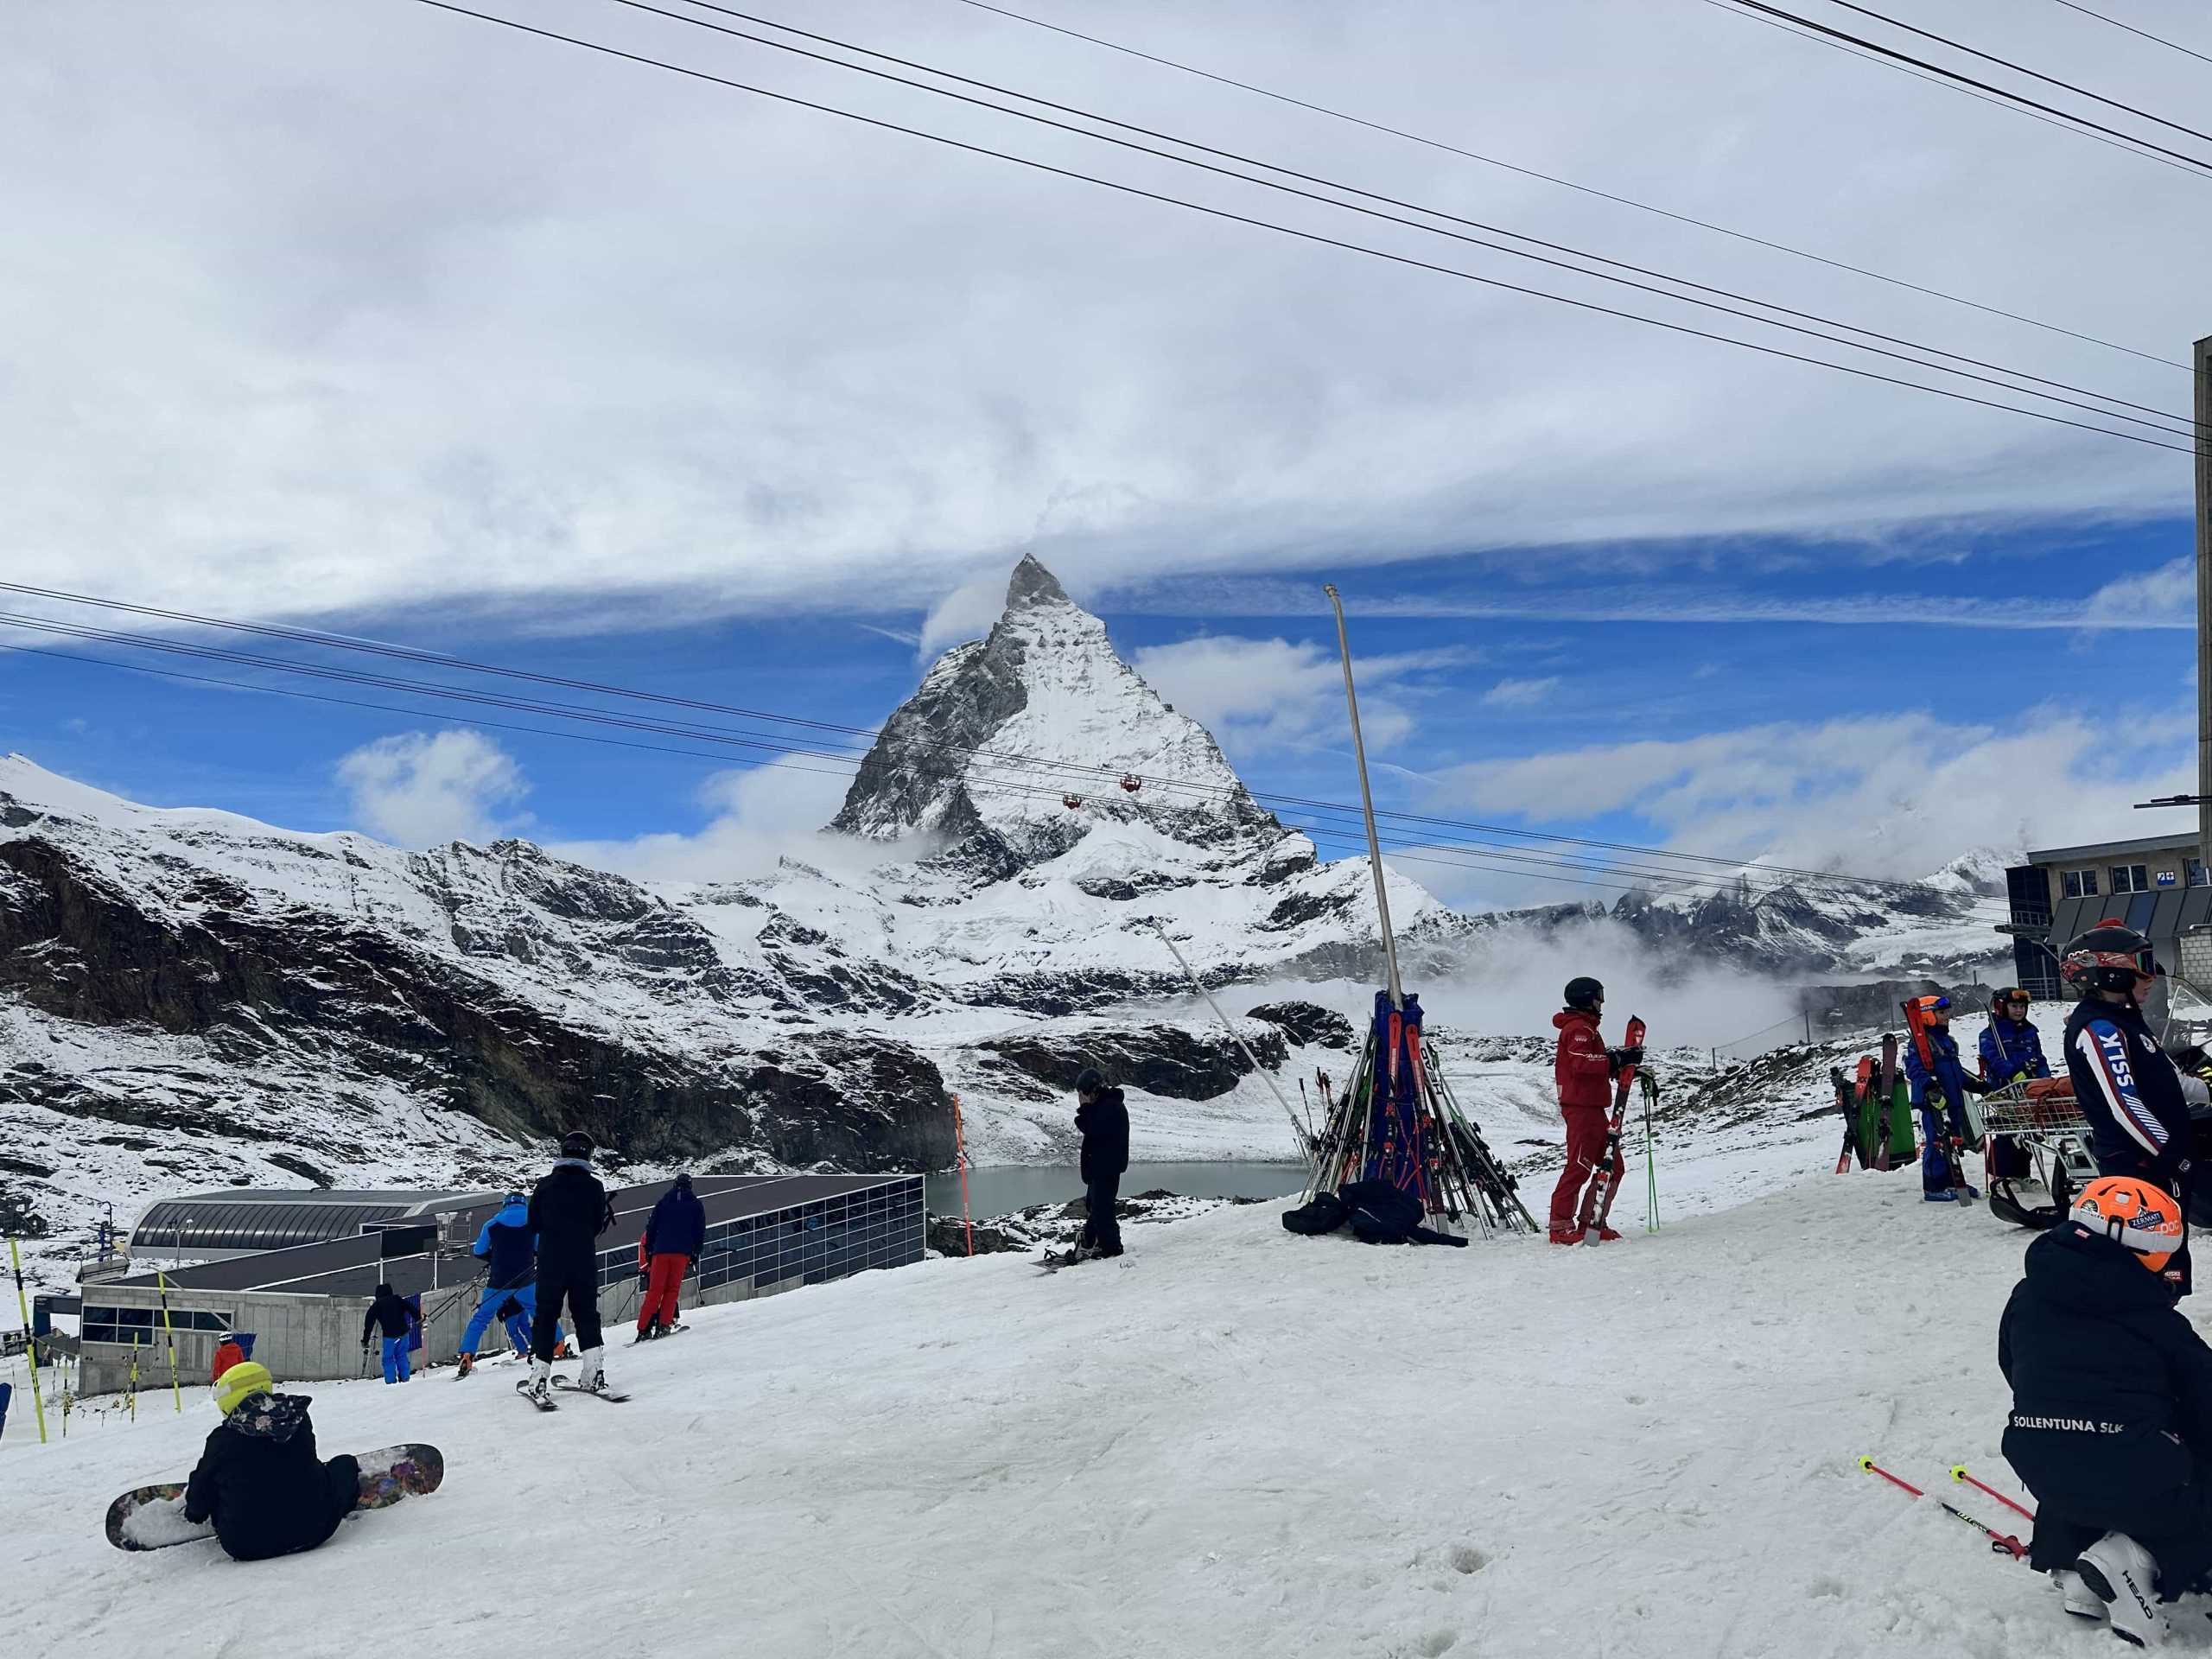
<box><xmin>1548</xmin><ymin>977</ymin><xmax>1642</xmax><ymax>1245</ymax></box>
<box><xmin>524</xmin><ymin>1130</ymin><xmax>617</xmax><ymax>1404</ymax></box>
<box><xmin>359</xmin><ymin>1282</ymin><xmax>414</xmax><ymax>1383</ymax></box>
<box><xmin>1999</xmin><ymin>1174</ymin><xmax>2212</xmax><ymax>1643</ymax></box>
<box><xmin>183</xmin><ymin>1361</ymin><xmax>361</xmax><ymax>1563</ymax></box>
<box><xmin>636</xmin><ymin>1173</ymin><xmax>705</xmax><ymax>1340</ymax></box>
<box><xmin>456</xmin><ymin>1193</ymin><xmax>553</xmax><ymax>1377</ymax></box>
<box><xmin>2061</xmin><ymin>921</ymin><xmax>2211</xmax><ymax>1294</ymax></box>
<box><xmin>1075</xmin><ymin>1069</ymin><xmax>1129</xmax><ymax>1260</ymax></box>
<box><xmin>1902</xmin><ymin>995</ymin><xmax>1996</xmax><ymax>1203</ymax></box>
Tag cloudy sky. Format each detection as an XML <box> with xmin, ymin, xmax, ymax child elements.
<box><xmin>3</xmin><ymin>0</ymin><xmax>2206</xmax><ymax>906</ymax></box>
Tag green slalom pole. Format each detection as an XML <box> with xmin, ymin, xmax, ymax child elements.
<box><xmin>7</xmin><ymin>1237</ymin><xmax>49</xmax><ymax>1444</ymax></box>
<box><xmin>1641</xmin><ymin>1072</ymin><xmax>1661</xmax><ymax>1234</ymax></box>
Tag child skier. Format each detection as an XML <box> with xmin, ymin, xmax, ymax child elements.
<box><xmin>1999</xmin><ymin>1175</ymin><xmax>2212</xmax><ymax>1645</ymax></box>
<box><xmin>210</xmin><ymin>1331</ymin><xmax>245</xmax><ymax>1385</ymax></box>
<box><xmin>1981</xmin><ymin>988</ymin><xmax>2050</xmax><ymax>1185</ymax></box>
<box><xmin>360</xmin><ymin>1282</ymin><xmax>413</xmax><ymax>1383</ymax></box>
<box><xmin>1902</xmin><ymin>995</ymin><xmax>1996</xmax><ymax>1202</ymax></box>
<box><xmin>636</xmin><ymin>1173</ymin><xmax>705</xmax><ymax>1340</ymax></box>
<box><xmin>1548</xmin><ymin>977</ymin><xmax>1642</xmax><ymax>1244</ymax></box>
<box><xmin>524</xmin><ymin>1129</ymin><xmax>617</xmax><ymax>1404</ymax></box>
<box><xmin>182</xmin><ymin>1361</ymin><xmax>361</xmax><ymax>1562</ymax></box>
<box><xmin>2061</xmin><ymin>921</ymin><xmax>2212</xmax><ymax>1295</ymax></box>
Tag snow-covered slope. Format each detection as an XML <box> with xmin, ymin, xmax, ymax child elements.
<box><xmin>1</xmin><ymin>1128</ymin><xmax>2106</xmax><ymax>1657</ymax></box>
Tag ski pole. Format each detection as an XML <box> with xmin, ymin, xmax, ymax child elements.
<box><xmin>1859</xmin><ymin>1458</ymin><xmax>2025</xmax><ymax>1560</ymax></box>
<box><xmin>1640</xmin><ymin>1071</ymin><xmax>1660</xmax><ymax>1233</ymax></box>
<box><xmin>951</xmin><ymin>1092</ymin><xmax>974</xmax><ymax>1259</ymax></box>
<box><xmin>1951</xmin><ymin>1465</ymin><xmax>2035</xmax><ymax>1522</ymax></box>
<box><xmin>7</xmin><ymin>1238</ymin><xmax>48</xmax><ymax>1444</ymax></box>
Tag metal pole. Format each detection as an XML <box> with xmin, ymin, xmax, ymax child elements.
<box><xmin>1322</xmin><ymin>584</ymin><xmax>1403</xmax><ymax>1009</ymax></box>
<box><xmin>1147</xmin><ymin>920</ymin><xmax>1311</xmax><ymax>1147</ymax></box>
<box><xmin>2196</xmin><ymin>334</ymin><xmax>2212</xmax><ymax>888</ymax></box>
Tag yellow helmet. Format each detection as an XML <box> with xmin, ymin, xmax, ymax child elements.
<box><xmin>213</xmin><ymin>1361</ymin><xmax>275</xmax><ymax>1415</ymax></box>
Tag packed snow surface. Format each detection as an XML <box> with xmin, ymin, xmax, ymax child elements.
<box><xmin>0</xmin><ymin>1111</ymin><xmax>2141</xmax><ymax>1657</ymax></box>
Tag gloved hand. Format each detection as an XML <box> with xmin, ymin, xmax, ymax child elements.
<box><xmin>1608</xmin><ymin>1046</ymin><xmax>1645</xmax><ymax>1070</ymax></box>
<box><xmin>2171</xmin><ymin>1042</ymin><xmax>2210</xmax><ymax>1072</ymax></box>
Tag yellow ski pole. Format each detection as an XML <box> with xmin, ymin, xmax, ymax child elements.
<box><xmin>129</xmin><ymin>1335</ymin><xmax>139</xmax><ymax>1421</ymax></box>
<box><xmin>6</xmin><ymin>1237</ymin><xmax>48</xmax><ymax>1444</ymax></box>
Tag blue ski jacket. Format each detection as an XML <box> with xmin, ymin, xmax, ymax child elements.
<box><xmin>1904</xmin><ymin>1023</ymin><xmax>1991</xmax><ymax>1113</ymax></box>
<box><xmin>472</xmin><ymin>1199</ymin><xmax>537</xmax><ymax>1291</ymax></box>
<box><xmin>1980</xmin><ymin>1016</ymin><xmax>2050</xmax><ymax>1085</ymax></box>
<box><xmin>643</xmin><ymin>1185</ymin><xmax>706</xmax><ymax>1259</ymax></box>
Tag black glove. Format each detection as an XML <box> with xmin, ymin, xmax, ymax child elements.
<box><xmin>2171</xmin><ymin>1043</ymin><xmax>2210</xmax><ymax>1072</ymax></box>
<box><xmin>1608</xmin><ymin>1046</ymin><xmax>1645</xmax><ymax>1070</ymax></box>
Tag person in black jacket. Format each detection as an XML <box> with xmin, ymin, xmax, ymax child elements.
<box><xmin>360</xmin><ymin>1282</ymin><xmax>413</xmax><ymax>1384</ymax></box>
<box><xmin>184</xmin><ymin>1361</ymin><xmax>359</xmax><ymax>1562</ymax></box>
<box><xmin>1074</xmin><ymin>1068</ymin><xmax>1130</xmax><ymax>1260</ymax></box>
<box><xmin>2059</xmin><ymin>921</ymin><xmax>2212</xmax><ymax>1295</ymax></box>
<box><xmin>1999</xmin><ymin>1174</ymin><xmax>2212</xmax><ymax>1645</ymax></box>
<box><xmin>525</xmin><ymin>1129</ymin><xmax>617</xmax><ymax>1403</ymax></box>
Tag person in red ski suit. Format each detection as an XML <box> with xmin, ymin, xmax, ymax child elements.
<box><xmin>1549</xmin><ymin>976</ymin><xmax>1642</xmax><ymax>1244</ymax></box>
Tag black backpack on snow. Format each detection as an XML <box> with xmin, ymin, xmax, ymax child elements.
<box><xmin>1281</xmin><ymin>1192</ymin><xmax>1350</xmax><ymax>1236</ymax></box>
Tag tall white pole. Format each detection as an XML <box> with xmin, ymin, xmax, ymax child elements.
<box><xmin>1324</xmin><ymin>585</ymin><xmax>1403</xmax><ymax>1009</ymax></box>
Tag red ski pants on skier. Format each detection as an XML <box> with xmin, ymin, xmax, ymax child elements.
<box><xmin>638</xmin><ymin>1252</ymin><xmax>687</xmax><ymax>1332</ymax></box>
<box><xmin>1549</xmin><ymin>1106</ymin><xmax>1622</xmax><ymax>1232</ymax></box>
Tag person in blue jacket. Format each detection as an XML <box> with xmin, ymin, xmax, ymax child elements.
<box><xmin>1981</xmin><ymin>988</ymin><xmax>2050</xmax><ymax>1184</ymax></box>
<box><xmin>636</xmin><ymin>1173</ymin><xmax>706</xmax><ymax>1341</ymax></box>
<box><xmin>455</xmin><ymin>1193</ymin><xmax>561</xmax><ymax>1377</ymax></box>
<box><xmin>1904</xmin><ymin>995</ymin><xmax>1998</xmax><ymax>1202</ymax></box>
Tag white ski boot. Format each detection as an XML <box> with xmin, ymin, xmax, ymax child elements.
<box><xmin>2053</xmin><ymin>1567</ymin><xmax>2108</xmax><ymax>1622</ymax></box>
<box><xmin>520</xmin><ymin>1357</ymin><xmax>554</xmax><ymax>1408</ymax></box>
<box><xmin>575</xmin><ymin>1346</ymin><xmax>607</xmax><ymax>1394</ymax></box>
<box><xmin>2077</xmin><ymin>1533</ymin><xmax>2170</xmax><ymax>1647</ymax></box>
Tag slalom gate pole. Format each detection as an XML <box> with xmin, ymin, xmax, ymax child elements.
<box><xmin>128</xmin><ymin>1335</ymin><xmax>139</xmax><ymax>1421</ymax></box>
<box><xmin>1951</xmin><ymin>1465</ymin><xmax>2035</xmax><ymax>1522</ymax></box>
<box><xmin>1147</xmin><ymin>921</ymin><xmax>1310</xmax><ymax>1150</ymax></box>
<box><xmin>951</xmin><ymin>1092</ymin><xmax>974</xmax><ymax>1258</ymax></box>
<box><xmin>6</xmin><ymin>1238</ymin><xmax>48</xmax><ymax>1444</ymax></box>
<box><xmin>1859</xmin><ymin>1458</ymin><xmax>2024</xmax><ymax>1560</ymax></box>
<box><xmin>156</xmin><ymin>1270</ymin><xmax>182</xmax><ymax>1414</ymax></box>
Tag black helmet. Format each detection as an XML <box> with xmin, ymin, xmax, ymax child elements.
<box><xmin>1563</xmin><ymin>976</ymin><xmax>1605</xmax><ymax>1011</ymax></box>
<box><xmin>1991</xmin><ymin>987</ymin><xmax>2030</xmax><ymax>1011</ymax></box>
<box><xmin>674</xmin><ymin>1172</ymin><xmax>693</xmax><ymax>1190</ymax></box>
<box><xmin>559</xmin><ymin>1129</ymin><xmax>596</xmax><ymax>1159</ymax></box>
<box><xmin>2061</xmin><ymin>921</ymin><xmax>2160</xmax><ymax>999</ymax></box>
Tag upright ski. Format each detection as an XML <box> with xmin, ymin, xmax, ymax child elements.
<box><xmin>1875</xmin><ymin>1033</ymin><xmax>1899</xmax><ymax>1172</ymax></box>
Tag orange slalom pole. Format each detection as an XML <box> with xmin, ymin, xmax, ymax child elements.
<box><xmin>951</xmin><ymin>1093</ymin><xmax>974</xmax><ymax>1258</ymax></box>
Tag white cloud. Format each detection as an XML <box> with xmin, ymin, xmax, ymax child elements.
<box><xmin>1479</xmin><ymin>677</ymin><xmax>1560</xmax><ymax>709</ymax></box>
<box><xmin>2</xmin><ymin>0</ymin><xmax>2197</xmax><ymax>627</ymax></box>
<box><xmin>337</xmin><ymin>728</ymin><xmax>528</xmax><ymax>847</ymax></box>
<box><xmin>549</xmin><ymin>757</ymin><xmax>895</xmax><ymax>883</ymax></box>
<box><xmin>1425</xmin><ymin>707</ymin><xmax>2193</xmax><ymax>899</ymax></box>
<box><xmin>1130</xmin><ymin>635</ymin><xmax>1464</xmax><ymax>753</ymax></box>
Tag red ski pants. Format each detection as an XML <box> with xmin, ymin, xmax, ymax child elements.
<box><xmin>1549</xmin><ymin>1106</ymin><xmax>1622</xmax><ymax>1232</ymax></box>
<box><xmin>638</xmin><ymin>1252</ymin><xmax>688</xmax><ymax>1332</ymax></box>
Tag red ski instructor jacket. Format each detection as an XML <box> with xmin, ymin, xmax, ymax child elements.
<box><xmin>1554</xmin><ymin>1007</ymin><xmax>1614</xmax><ymax>1112</ymax></box>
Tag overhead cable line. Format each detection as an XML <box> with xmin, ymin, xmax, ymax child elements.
<box><xmin>950</xmin><ymin>0</ymin><xmax>2183</xmax><ymax>371</ymax></box>
<box><xmin>12</xmin><ymin>636</ymin><xmax>2007</xmax><ymax>912</ymax></box>
<box><xmin>0</xmin><ymin>590</ymin><xmax>2012</xmax><ymax>913</ymax></box>
<box><xmin>2050</xmin><ymin>0</ymin><xmax>2212</xmax><ymax>68</ymax></box>
<box><xmin>631</xmin><ymin>0</ymin><xmax>2195</xmax><ymax>438</ymax></box>
<box><xmin>1704</xmin><ymin>0</ymin><xmax>2212</xmax><ymax>177</ymax></box>
<box><xmin>405</xmin><ymin>0</ymin><xmax>2195</xmax><ymax>454</ymax></box>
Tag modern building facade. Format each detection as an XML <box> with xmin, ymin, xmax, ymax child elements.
<box><xmin>2002</xmin><ymin>830</ymin><xmax>2212</xmax><ymax>1001</ymax></box>
<box><xmin>70</xmin><ymin>1173</ymin><xmax>926</xmax><ymax>1397</ymax></box>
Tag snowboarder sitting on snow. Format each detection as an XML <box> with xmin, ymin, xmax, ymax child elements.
<box><xmin>183</xmin><ymin>1361</ymin><xmax>361</xmax><ymax>1563</ymax></box>
<box><xmin>2061</xmin><ymin>921</ymin><xmax>2212</xmax><ymax>1296</ymax></box>
<box><xmin>1999</xmin><ymin>1175</ymin><xmax>2212</xmax><ymax>1645</ymax></box>
<box><xmin>1903</xmin><ymin>995</ymin><xmax>1997</xmax><ymax>1203</ymax></box>
<box><xmin>524</xmin><ymin>1129</ymin><xmax>618</xmax><ymax>1405</ymax></box>
<box><xmin>637</xmin><ymin>1172</ymin><xmax>705</xmax><ymax>1340</ymax></box>
<box><xmin>1075</xmin><ymin>1068</ymin><xmax>1130</xmax><ymax>1260</ymax></box>
<box><xmin>1548</xmin><ymin>977</ymin><xmax>1642</xmax><ymax>1245</ymax></box>
<box><xmin>457</xmin><ymin>1192</ymin><xmax>557</xmax><ymax>1376</ymax></box>
<box><xmin>360</xmin><ymin>1282</ymin><xmax>414</xmax><ymax>1384</ymax></box>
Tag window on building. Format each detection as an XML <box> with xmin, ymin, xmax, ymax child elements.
<box><xmin>2111</xmin><ymin>865</ymin><xmax>2154</xmax><ymax>895</ymax></box>
<box><xmin>2191</xmin><ymin>859</ymin><xmax>2209</xmax><ymax>889</ymax></box>
<box><xmin>2063</xmin><ymin>870</ymin><xmax>2083</xmax><ymax>899</ymax></box>
<box><xmin>80</xmin><ymin>1306</ymin><xmax>232</xmax><ymax>1344</ymax></box>
<box><xmin>2081</xmin><ymin>869</ymin><xmax>2100</xmax><ymax>897</ymax></box>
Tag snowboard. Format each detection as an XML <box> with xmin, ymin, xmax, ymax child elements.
<box><xmin>105</xmin><ymin>1444</ymin><xmax>443</xmax><ymax>1551</ymax></box>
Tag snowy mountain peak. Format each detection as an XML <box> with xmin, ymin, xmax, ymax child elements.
<box><xmin>829</xmin><ymin>559</ymin><xmax>1277</xmax><ymax>856</ymax></box>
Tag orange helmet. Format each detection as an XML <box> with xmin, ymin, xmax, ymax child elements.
<box><xmin>2069</xmin><ymin>1176</ymin><xmax>2185</xmax><ymax>1273</ymax></box>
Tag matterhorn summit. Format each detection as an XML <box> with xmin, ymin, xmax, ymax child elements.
<box><xmin>830</xmin><ymin>556</ymin><xmax>1278</xmax><ymax>861</ymax></box>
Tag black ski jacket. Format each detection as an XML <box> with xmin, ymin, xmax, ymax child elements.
<box><xmin>360</xmin><ymin>1287</ymin><xmax>411</xmax><ymax>1344</ymax></box>
<box><xmin>2063</xmin><ymin>997</ymin><xmax>2197</xmax><ymax>1183</ymax></box>
<box><xmin>530</xmin><ymin>1159</ymin><xmax>614</xmax><ymax>1262</ymax></box>
<box><xmin>1999</xmin><ymin>1224</ymin><xmax>2212</xmax><ymax>1510</ymax></box>
<box><xmin>1077</xmin><ymin>1088</ymin><xmax>1130</xmax><ymax>1183</ymax></box>
<box><xmin>183</xmin><ymin>1393</ymin><xmax>348</xmax><ymax>1561</ymax></box>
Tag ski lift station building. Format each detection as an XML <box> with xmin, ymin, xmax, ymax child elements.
<box><xmin>68</xmin><ymin>1173</ymin><xmax>926</xmax><ymax>1397</ymax></box>
<box><xmin>2002</xmin><ymin>831</ymin><xmax>2212</xmax><ymax>1001</ymax></box>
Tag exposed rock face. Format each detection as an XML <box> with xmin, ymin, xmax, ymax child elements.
<box><xmin>978</xmin><ymin>1022</ymin><xmax>1288</xmax><ymax>1103</ymax></box>
<box><xmin>1245</xmin><ymin>1001</ymin><xmax>1357</xmax><ymax>1052</ymax></box>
